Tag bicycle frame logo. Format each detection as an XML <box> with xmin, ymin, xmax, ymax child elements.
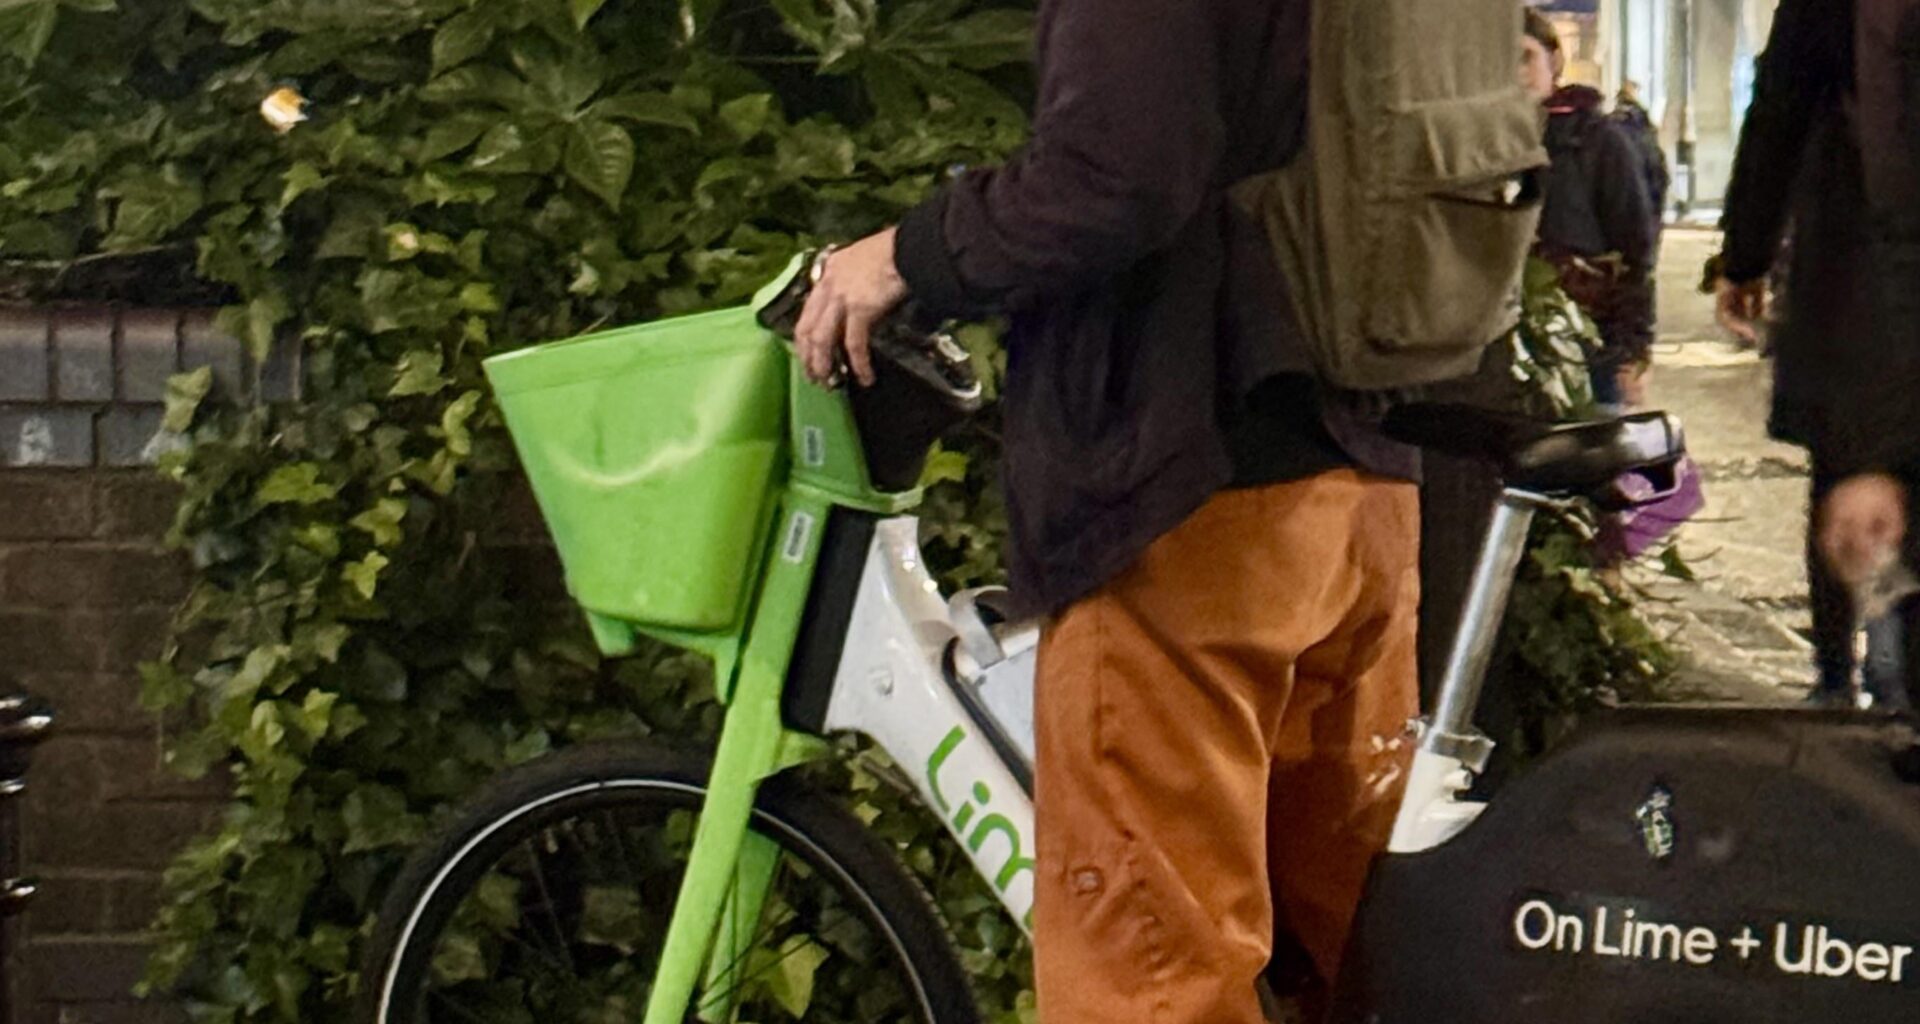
<box><xmin>926</xmin><ymin>725</ymin><xmax>1036</xmax><ymax>928</ymax></box>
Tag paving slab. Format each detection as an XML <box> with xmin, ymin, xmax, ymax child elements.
<box><xmin>1643</xmin><ymin>228</ymin><xmax>1818</xmax><ymax>704</ymax></box>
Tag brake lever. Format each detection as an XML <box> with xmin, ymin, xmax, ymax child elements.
<box><xmin>755</xmin><ymin>248</ymin><xmax>854</xmax><ymax>388</ymax></box>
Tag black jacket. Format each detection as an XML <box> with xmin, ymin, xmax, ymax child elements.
<box><xmin>894</xmin><ymin>0</ymin><xmax>1380</xmax><ymax>615</ymax></box>
<box><xmin>1721</xmin><ymin>0</ymin><xmax>1851</xmax><ymax>287</ymax></box>
<box><xmin>1540</xmin><ymin>86</ymin><xmax>1657</xmax><ymax>270</ymax></box>
<box><xmin>1537</xmin><ymin>85</ymin><xmax>1656</xmax><ymax>359</ymax></box>
<box><xmin>1722</xmin><ymin>0</ymin><xmax>1920</xmax><ymax>475</ymax></box>
<box><xmin>1610</xmin><ymin>99</ymin><xmax>1671</xmax><ymax>217</ymax></box>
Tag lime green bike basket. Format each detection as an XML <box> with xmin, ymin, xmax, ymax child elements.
<box><xmin>484</xmin><ymin>305</ymin><xmax>789</xmax><ymax>634</ymax></box>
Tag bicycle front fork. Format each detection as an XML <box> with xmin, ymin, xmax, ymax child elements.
<box><xmin>643</xmin><ymin>494</ymin><xmax>834</xmax><ymax>1024</ymax></box>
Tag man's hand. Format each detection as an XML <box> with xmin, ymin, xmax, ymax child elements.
<box><xmin>1714</xmin><ymin>277</ymin><xmax>1767</xmax><ymax>348</ymax></box>
<box><xmin>1820</xmin><ymin>473</ymin><xmax>1909</xmax><ymax>585</ymax></box>
<box><xmin>1615</xmin><ymin>360</ymin><xmax>1652</xmax><ymax>408</ymax></box>
<box><xmin>795</xmin><ymin>227</ymin><xmax>908</xmax><ymax>388</ymax></box>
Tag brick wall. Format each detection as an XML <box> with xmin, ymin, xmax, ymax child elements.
<box><xmin>0</xmin><ymin>308</ymin><xmax>300</xmax><ymax>1024</ymax></box>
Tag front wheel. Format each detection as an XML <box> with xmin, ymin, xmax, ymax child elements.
<box><xmin>359</xmin><ymin>740</ymin><xmax>981</xmax><ymax>1024</ymax></box>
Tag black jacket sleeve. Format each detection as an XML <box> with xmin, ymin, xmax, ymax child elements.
<box><xmin>1593</xmin><ymin>123</ymin><xmax>1656</xmax><ymax>272</ymax></box>
<box><xmin>1720</xmin><ymin>0</ymin><xmax>1852</xmax><ymax>283</ymax></box>
<box><xmin>892</xmin><ymin>0</ymin><xmax>1226</xmax><ymax>319</ymax></box>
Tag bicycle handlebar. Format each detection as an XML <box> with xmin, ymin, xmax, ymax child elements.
<box><xmin>757</xmin><ymin>249</ymin><xmax>985</xmax><ymax>492</ymax></box>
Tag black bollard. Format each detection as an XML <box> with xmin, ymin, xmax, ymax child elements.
<box><xmin>0</xmin><ymin>692</ymin><xmax>54</xmax><ymax>1023</ymax></box>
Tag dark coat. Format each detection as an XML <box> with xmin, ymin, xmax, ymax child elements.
<box><xmin>1540</xmin><ymin>86</ymin><xmax>1657</xmax><ymax>270</ymax></box>
<box><xmin>1721</xmin><ymin>0</ymin><xmax>1920</xmax><ymax>475</ymax></box>
<box><xmin>893</xmin><ymin>0</ymin><xmax>1347</xmax><ymax>615</ymax></box>
<box><xmin>1610</xmin><ymin>98</ymin><xmax>1671</xmax><ymax>219</ymax></box>
<box><xmin>1537</xmin><ymin>85</ymin><xmax>1657</xmax><ymax>360</ymax></box>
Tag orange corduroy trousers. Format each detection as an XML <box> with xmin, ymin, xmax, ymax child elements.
<box><xmin>1033</xmin><ymin>469</ymin><xmax>1421</xmax><ymax>1024</ymax></box>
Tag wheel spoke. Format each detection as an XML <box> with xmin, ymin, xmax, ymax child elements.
<box><xmin>492</xmin><ymin>917</ymin><xmax>579</xmax><ymax>976</ymax></box>
<box><xmin>518</xmin><ymin>840</ymin><xmax>582</xmax><ymax>976</ymax></box>
<box><xmin>712</xmin><ymin>918</ymin><xmax>842</xmax><ymax>1006</ymax></box>
<box><xmin>604</xmin><ymin>809</ymin><xmax>637</xmax><ymax>884</ymax></box>
<box><xmin>697</xmin><ymin>859</ymin><xmax>793</xmax><ymax>1002</ymax></box>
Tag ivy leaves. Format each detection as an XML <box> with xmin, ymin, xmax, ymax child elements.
<box><xmin>563</xmin><ymin>117</ymin><xmax>633</xmax><ymax>209</ymax></box>
<box><xmin>341</xmin><ymin>784</ymin><xmax>424</xmax><ymax>853</ymax></box>
<box><xmin>0</xmin><ymin>0</ymin><xmax>112</xmax><ymax>67</ymax></box>
<box><xmin>2</xmin><ymin>1</ymin><xmax>1040</xmax><ymax>1022</ymax></box>
<box><xmin>103</xmin><ymin>165</ymin><xmax>204</xmax><ymax>249</ymax></box>
<box><xmin>0</xmin><ymin>0</ymin><xmax>59</xmax><ymax>66</ymax></box>
<box><xmin>430</xmin><ymin>7</ymin><xmax>495</xmax><ymax>74</ymax></box>
<box><xmin>415</xmin><ymin>30</ymin><xmax>672</xmax><ymax>210</ymax></box>
<box><xmin>257</xmin><ymin>464</ymin><xmax>340</xmax><ymax>506</ymax></box>
<box><xmin>591</xmin><ymin>90</ymin><xmax>697</xmax><ymax>132</ymax></box>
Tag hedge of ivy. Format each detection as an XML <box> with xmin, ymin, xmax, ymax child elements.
<box><xmin>0</xmin><ymin>1</ymin><xmax>1671</xmax><ymax>1020</ymax></box>
<box><xmin>1</xmin><ymin>1</ymin><xmax>1032</xmax><ymax>1020</ymax></box>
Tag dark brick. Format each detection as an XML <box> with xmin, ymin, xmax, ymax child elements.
<box><xmin>175</xmin><ymin>312</ymin><xmax>243</xmax><ymax>402</ymax></box>
<box><xmin>26</xmin><ymin>800</ymin><xmax>220</xmax><ymax>873</ymax></box>
<box><xmin>23</xmin><ymin>737</ymin><xmax>218</xmax><ymax>810</ymax></box>
<box><xmin>51</xmin><ymin>312</ymin><xmax>114</xmax><ymax>404</ymax></box>
<box><xmin>1</xmin><ymin>549</ymin><xmax>113</xmax><ymax>608</ymax></box>
<box><xmin>10</xmin><ymin>675</ymin><xmax>148</xmax><ymax>735</ymax></box>
<box><xmin>21</xmin><ymin>1001</ymin><xmax>186</xmax><ymax>1024</ymax></box>
<box><xmin>114</xmin><ymin>311</ymin><xmax>179</xmax><ymax>403</ymax></box>
<box><xmin>1</xmin><ymin>548</ymin><xmax>187</xmax><ymax>610</ymax></box>
<box><xmin>107</xmin><ymin>552</ymin><xmax>187</xmax><ymax>608</ymax></box>
<box><xmin>21</xmin><ymin>877</ymin><xmax>109</xmax><ymax>939</ymax></box>
<box><xmin>105</xmin><ymin>875</ymin><xmax>163</xmax><ymax>935</ymax></box>
<box><xmin>0</xmin><ymin>611</ymin><xmax>98</xmax><ymax>673</ymax></box>
<box><xmin>20</xmin><ymin>737</ymin><xmax>98</xmax><ymax>813</ymax></box>
<box><xmin>115</xmin><ymin>550</ymin><xmax>191</xmax><ymax>607</ymax></box>
<box><xmin>256</xmin><ymin>333</ymin><xmax>302</xmax><ymax>403</ymax></box>
<box><xmin>0</xmin><ymin>309</ymin><xmax>50</xmax><ymax>403</ymax></box>
<box><xmin>0</xmin><ymin>407</ymin><xmax>95</xmax><ymax>469</ymax></box>
<box><xmin>0</xmin><ymin>474</ymin><xmax>93</xmax><ymax>541</ymax></box>
<box><xmin>100</xmin><ymin>610</ymin><xmax>173</xmax><ymax>672</ymax></box>
<box><xmin>17</xmin><ymin>939</ymin><xmax>151</xmax><ymax>1002</ymax></box>
<box><xmin>98</xmin><ymin>748</ymin><xmax>223</xmax><ymax>805</ymax></box>
<box><xmin>21</xmin><ymin>733</ymin><xmax>219</xmax><ymax>822</ymax></box>
<box><xmin>95</xmin><ymin>408</ymin><xmax>175</xmax><ymax>469</ymax></box>
<box><xmin>5</xmin><ymin>953</ymin><xmax>24</xmax><ymax>1024</ymax></box>
<box><xmin>93</xmin><ymin>476</ymin><xmax>178</xmax><ymax>542</ymax></box>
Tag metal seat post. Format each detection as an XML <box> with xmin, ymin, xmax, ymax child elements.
<box><xmin>1388</xmin><ymin>487</ymin><xmax>1545</xmax><ymax>853</ymax></box>
<box><xmin>1424</xmin><ymin>488</ymin><xmax>1545</xmax><ymax>767</ymax></box>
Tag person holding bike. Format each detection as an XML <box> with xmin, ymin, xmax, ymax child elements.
<box><xmin>793</xmin><ymin>0</ymin><xmax>1426</xmax><ymax>1019</ymax></box>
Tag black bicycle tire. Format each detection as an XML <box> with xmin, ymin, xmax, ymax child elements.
<box><xmin>357</xmin><ymin>739</ymin><xmax>982</xmax><ymax>1024</ymax></box>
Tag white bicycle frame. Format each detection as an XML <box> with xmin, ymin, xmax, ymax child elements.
<box><xmin>820</xmin><ymin>517</ymin><xmax>1042</xmax><ymax>932</ymax></box>
<box><xmin>817</xmin><ymin>489</ymin><xmax>1548</xmax><ymax>934</ymax></box>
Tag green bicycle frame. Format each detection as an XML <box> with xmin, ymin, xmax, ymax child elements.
<box><xmin>637</xmin><ymin>261</ymin><xmax>918</xmax><ymax>1024</ymax></box>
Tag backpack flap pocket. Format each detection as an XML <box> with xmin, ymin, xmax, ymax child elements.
<box><xmin>1361</xmin><ymin>95</ymin><xmax>1546</xmax><ymax>362</ymax></box>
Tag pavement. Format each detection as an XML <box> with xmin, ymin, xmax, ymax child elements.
<box><xmin>1636</xmin><ymin>228</ymin><xmax>1818</xmax><ymax>705</ymax></box>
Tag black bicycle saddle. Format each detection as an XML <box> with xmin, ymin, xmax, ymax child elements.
<box><xmin>1386</xmin><ymin>402</ymin><xmax>1687</xmax><ymax>500</ymax></box>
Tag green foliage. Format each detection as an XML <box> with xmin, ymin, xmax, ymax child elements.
<box><xmin>1487</xmin><ymin>257</ymin><xmax>1678</xmax><ymax>758</ymax></box>
<box><xmin>0</xmin><ymin>1</ymin><xmax>1030</xmax><ymax>1020</ymax></box>
<box><xmin>1495</xmin><ymin>511</ymin><xmax>1677</xmax><ymax>754</ymax></box>
<box><xmin>1510</xmin><ymin>256</ymin><xmax>1600</xmax><ymax>418</ymax></box>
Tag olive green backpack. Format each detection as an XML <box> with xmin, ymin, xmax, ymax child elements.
<box><xmin>1234</xmin><ymin>0</ymin><xmax>1549</xmax><ymax>390</ymax></box>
